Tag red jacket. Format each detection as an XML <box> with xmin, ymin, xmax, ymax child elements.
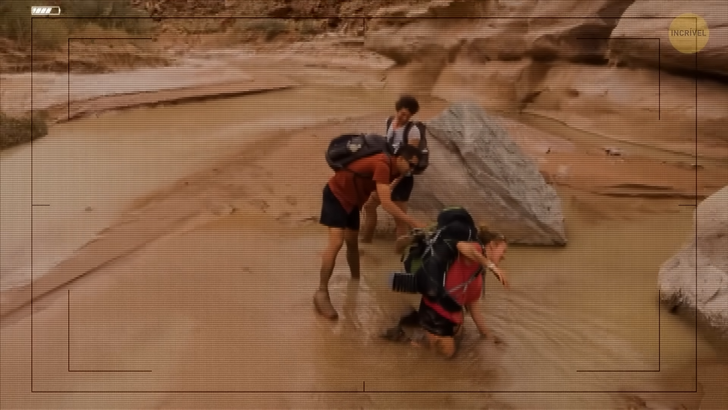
<box><xmin>422</xmin><ymin>242</ymin><xmax>484</xmax><ymax>324</ymax></box>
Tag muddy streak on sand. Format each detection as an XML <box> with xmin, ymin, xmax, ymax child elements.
<box><xmin>2</xmin><ymin>52</ymin><xmax>727</xmax><ymax>407</ymax></box>
<box><xmin>0</xmin><ymin>85</ymin><xmax>400</xmax><ymax>311</ymax></box>
<box><xmin>1</xmin><ymin>168</ymin><xmax>723</xmax><ymax>409</ymax></box>
<box><xmin>3</xmin><ymin>79</ymin><xmax>725</xmax><ymax>312</ymax></box>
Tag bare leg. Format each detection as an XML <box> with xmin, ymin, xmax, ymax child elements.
<box><xmin>344</xmin><ymin>228</ymin><xmax>360</xmax><ymax>279</ymax></box>
<box><xmin>393</xmin><ymin>200</ymin><xmax>410</xmax><ymax>239</ymax></box>
<box><xmin>424</xmin><ymin>332</ymin><xmax>457</xmax><ymax>359</ymax></box>
<box><xmin>314</xmin><ymin>227</ymin><xmax>345</xmax><ymax>320</ymax></box>
<box><xmin>360</xmin><ymin>194</ymin><xmax>380</xmax><ymax>243</ymax></box>
<box><xmin>439</xmin><ymin>337</ymin><xmax>457</xmax><ymax>358</ymax></box>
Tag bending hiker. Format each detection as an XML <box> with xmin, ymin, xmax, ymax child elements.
<box><xmin>316</xmin><ymin>134</ymin><xmax>427</xmax><ymax>320</ymax></box>
<box><xmin>387</xmin><ymin>208</ymin><xmax>510</xmax><ymax>358</ymax></box>
<box><xmin>361</xmin><ymin>95</ymin><xmax>429</xmax><ymax>244</ymax></box>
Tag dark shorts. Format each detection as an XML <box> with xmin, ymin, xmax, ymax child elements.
<box><xmin>418</xmin><ymin>299</ymin><xmax>458</xmax><ymax>337</ymax></box>
<box><xmin>391</xmin><ymin>175</ymin><xmax>414</xmax><ymax>202</ymax></box>
<box><xmin>319</xmin><ymin>184</ymin><xmax>360</xmax><ymax>230</ymax></box>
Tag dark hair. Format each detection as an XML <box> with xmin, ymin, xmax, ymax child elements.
<box><xmin>396</xmin><ymin>144</ymin><xmax>421</xmax><ymax>161</ymax></box>
<box><xmin>395</xmin><ymin>95</ymin><xmax>420</xmax><ymax>115</ymax></box>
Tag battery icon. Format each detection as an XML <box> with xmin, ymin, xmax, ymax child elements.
<box><xmin>31</xmin><ymin>6</ymin><xmax>61</xmax><ymax>16</ymax></box>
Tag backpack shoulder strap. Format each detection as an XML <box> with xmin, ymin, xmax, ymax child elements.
<box><xmin>444</xmin><ymin>241</ymin><xmax>485</xmax><ymax>297</ymax></box>
<box><xmin>403</xmin><ymin>121</ymin><xmax>414</xmax><ymax>145</ymax></box>
<box><xmin>386</xmin><ymin>116</ymin><xmax>394</xmax><ymax>134</ymax></box>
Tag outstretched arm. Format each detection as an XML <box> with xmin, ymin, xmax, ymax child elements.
<box><xmin>376</xmin><ymin>183</ymin><xmax>425</xmax><ymax>229</ymax></box>
<box><xmin>455</xmin><ymin>242</ymin><xmax>510</xmax><ymax>289</ymax></box>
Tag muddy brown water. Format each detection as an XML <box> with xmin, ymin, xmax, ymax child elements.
<box><xmin>1</xmin><ymin>84</ymin><xmax>726</xmax><ymax>409</ymax></box>
<box><xmin>0</xmin><ymin>85</ymin><xmax>395</xmax><ymax>291</ymax></box>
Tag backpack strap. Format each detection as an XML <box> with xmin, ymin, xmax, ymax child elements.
<box><xmin>387</xmin><ymin>116</ymin><xmax>416</xmax><ymax>147</ymax></box>
<box><xmin>403</xmin><ymin>121</ymin><xmax>414</xmax><ymax>145</ymax></box>
<box><xmin>443</xmin><ymin>241</ymin><xmax>485</xmax><ymax>301</ymax></box>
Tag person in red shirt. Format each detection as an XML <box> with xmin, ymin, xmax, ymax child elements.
<box><xmin>315</xmin><ymin>144</ymin><xmax>427</xmax><ymax>320</ymax></box>
<box><xmin>417</xmin><ymin>227</ymin><xmax>510</xmax><ymax>358</ymax></box>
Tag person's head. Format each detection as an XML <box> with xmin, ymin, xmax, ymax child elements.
<box><xmin>477</xmin><ymin>224</ymin><xmax>508</xmax><ymax>264</ymax></box>
<box><xmin>394</xmin><ymin>144</ymin><xmax>420</xmax><ymax>176</ymax></box>
<box><xmin>394</xmin><ymin>95</ymin><xmax>420</xmax><ymax>125</ymax></box>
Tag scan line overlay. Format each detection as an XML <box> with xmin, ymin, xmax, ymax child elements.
<box><xmin>66</xmin><ymin>290</ymin><xmax>151</xmax><ymax>373</ymax></box>
<box><xmin>67</xmin><ymin>38</ymin><xmax>153</xmax><ymax>121</ymax></box>
<box><xmin>27</xmin><ymin>15</ymin><xmax>701</xmax><ymax>394</ymax></box>
<box><xmin>574</xmin><ymin>36</ymin><xmax>662</xmax><ymax>373</ymax></box>
<box><xmin>575</xmin><ymin>38</ymin><xmax>661</xmax><ymax>120</ymax></box>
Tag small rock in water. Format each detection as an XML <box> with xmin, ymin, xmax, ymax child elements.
<box><xmin>603</xmin><ymin>147</ymin><xmax>622</xmax><ymax>156</ymax></box>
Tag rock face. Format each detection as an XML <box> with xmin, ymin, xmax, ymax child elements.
<box><xmin>610</xmin><ymin>0</ymin><xmax>728</xmax><ymax>77</ymax></box>
<box><xmin>365</xmin><ymin>0</ymin><xmax>728</xmax><ymax>160</ymax></box>
<box><xmin>658</xmin><ymin>185</ymin><xmax>728</xmax><ymax>335</ymax></box>
<box><xmin>408</xmin><ymin>102</ymin><xmax>567</xmax><ymax>246</ymax></box>
<box><xmin>365</xmin><ymin>0</ymin><xmax>635</xmax><ymax>65</ymax></box>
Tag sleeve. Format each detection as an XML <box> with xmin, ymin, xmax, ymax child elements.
<box><xmin>372</xmin><ymin>158</ymin><xmax>393</xmax><ymax>185</ymax></box>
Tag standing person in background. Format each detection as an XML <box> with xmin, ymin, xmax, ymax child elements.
<box><xmin>361</xmin><ymin>95</ymin><xmax>423</xmax><ymax>245</ymax></box>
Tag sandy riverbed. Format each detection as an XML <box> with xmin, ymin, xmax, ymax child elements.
<box><xmin>1</xmin><ymin>45</ymin><xmax>727</xmax><ymax>409</ymax></box>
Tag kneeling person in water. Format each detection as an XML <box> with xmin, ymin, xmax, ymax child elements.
<box><xmin>419</xmin><ymin>228</ymin><xmax>509</xmax><ymax>358</ymax></box>
<box><xmin>390</xmin><ymin>222</ymin><xmax>509</xmax><ymax>358</ymax></box>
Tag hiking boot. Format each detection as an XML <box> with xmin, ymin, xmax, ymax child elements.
<box><xmin>314</xmin><ymin>289</ymin><xmax>338</xmax><ymax>320</ymax></box>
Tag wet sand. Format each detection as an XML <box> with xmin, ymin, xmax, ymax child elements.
<box><xmin>2</xmin><ymin>53</ymin><xmax>728</xmax><ymax>409</ymax></box>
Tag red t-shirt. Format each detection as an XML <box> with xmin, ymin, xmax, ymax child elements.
<box><xmin>327</xmin><ymin>152</ymin><xmax>398</xmax><ymax>213</ymax></box>
<box><xmin>422</xmin><ymin>242</ymin><xmax>484</xmax><ymax>324</ymax></box>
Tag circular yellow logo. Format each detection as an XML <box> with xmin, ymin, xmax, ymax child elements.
<box><xmin>668</xmin><ymin>13</ymin><xmax>710</xmax><ymax>54</ymax></box>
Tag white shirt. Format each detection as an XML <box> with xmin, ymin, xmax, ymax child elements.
<box><xmin>386</xmin><ymin>119</ymin><xmax>421</xmax><ymax>153</ymax></box>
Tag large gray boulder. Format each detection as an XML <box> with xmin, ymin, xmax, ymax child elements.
<box><xmin>409</xmin><ymin>102</ymin><xmax>567</xmax><ymax>245</ymax></box>
<box><xmin>658</xmin><ymin>185</ymin><xmax>728</xmax><ymax>334</ymax></box>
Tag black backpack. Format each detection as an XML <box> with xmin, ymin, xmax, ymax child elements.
<box><xmin>386</xmin><ymin>116</ymin><xmax>429</xmax><ymax>175</ymax></box>
<box><xmin>408</xmin><ymin>207</ymin><xmax>484</xmax><ymax>312</ymax></box>
<box><xmin>325</xmin><ymin>133</ymin><xmax>392</xmax><ymax>178</ymax></box>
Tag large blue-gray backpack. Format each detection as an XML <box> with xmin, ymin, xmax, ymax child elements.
<box><xmin>325</xmin><ymin>133</ymin><xmax>395</xmax><ymax>206</ymax></box>
<box><xmin>325</xmin><ymin>133</ymin><xmax>393</xmax><ymax>178</ymax></box>
<box><xmin>389</xmin><ymin>206</ymin><xmax>483</xmax><ymax>313</ymax></box>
